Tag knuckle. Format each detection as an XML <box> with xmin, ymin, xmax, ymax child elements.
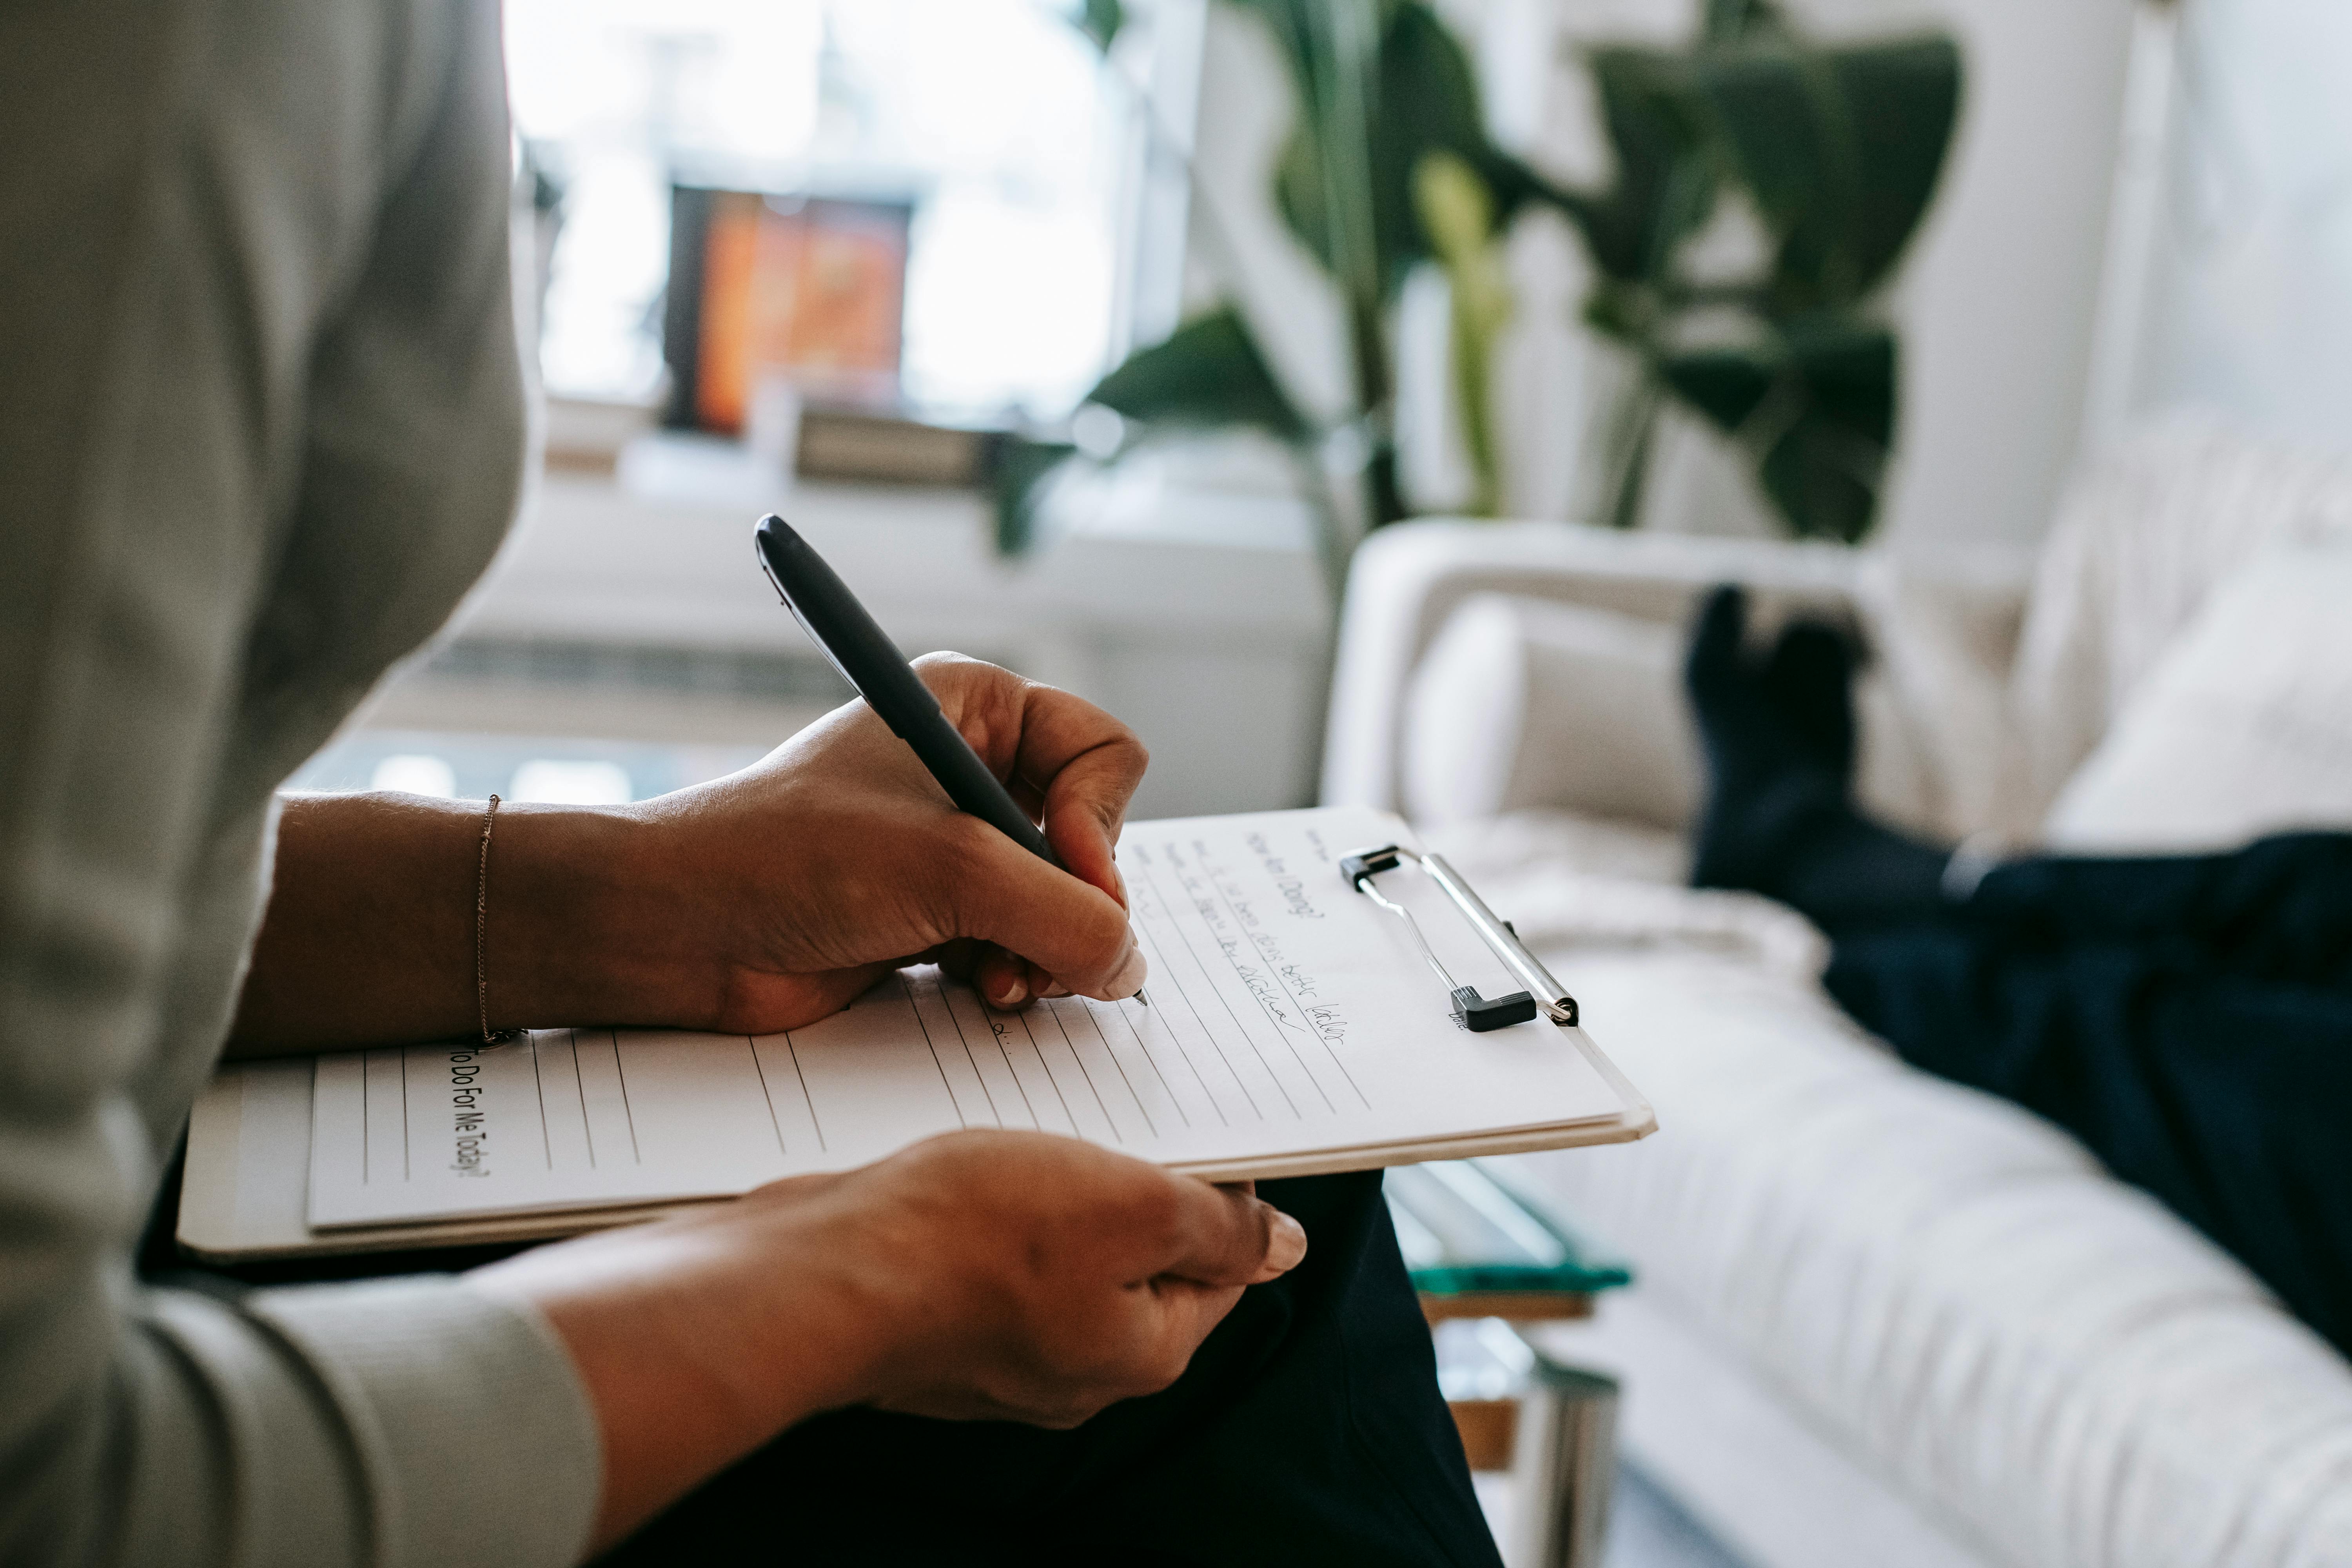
<box><xmin>911</xmin><ymin>649</ymin><xmax>981</xmax><ymax>676</ymax></box>
<box><xmin>1132</xmin><ymin>1182</ymin><xmax>1188</xmax><ymax>1254</ymax></box>
<box><xmin>914</xmin><ymin>650</ymin><xmax>1004</xmax><ymax>699</ymax></box>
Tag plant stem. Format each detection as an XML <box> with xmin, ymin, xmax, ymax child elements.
<box><xmin>1287</xmin><ymin>439</ymin><xmax>1355</xmax><ymax>606</ymax></box>
<box><xmin>1600</xmin><ymin>371</ymin><xmax>1662</xmax><ymax>531</ymax></box>
<box><xmin>1361</xmin><ymin>434</ymin><xmax>1405</xmax><ymax>531</ymax></box>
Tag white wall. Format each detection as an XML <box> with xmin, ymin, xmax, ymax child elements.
<box><xmin>1875</xmin><ymin>0</ymin><xmax>2136</xmax><ymax>553</ymax></box>
<box><xmin>2104</xmin><ymin>0</ymin><xmax>2352</xmax><ymax>456</ymax></box>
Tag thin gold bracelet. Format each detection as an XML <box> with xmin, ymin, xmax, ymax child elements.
<box><xmin>475</xmin><ymin>794</ymin><xmax>517</xmax><ymax>1045</ymax></box>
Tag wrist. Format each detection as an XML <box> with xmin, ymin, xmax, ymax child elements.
<box><xmin>473</xmin><ymin>1212</ymin><xmax>884</xmax><ymax>1550</ymax></box>
<box><xmin>489</xmin><ymin>803</ymin><xmax>722</xmax><ymax>1030</ymax></box>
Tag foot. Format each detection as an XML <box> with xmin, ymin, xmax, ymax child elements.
<box><xmin>1684</xmin><ymin>585</ymin><xmax>1860</xmax><ymax>897</ymax></box>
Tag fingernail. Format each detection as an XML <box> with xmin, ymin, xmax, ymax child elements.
<box><xmin>1109</xmin><ymin>937</ymin><xmax>1147</xmax><ymax>1000</ymax></box>
<box><xmin>991</xmin><ymin>975</ymin><xmax>1028</xmax><ymax>1007</ymax></box>
<box><xmin>1265</xmin><ymin>1210</ymin><xmax>1307</xmax><ymax>1272</ymax></box>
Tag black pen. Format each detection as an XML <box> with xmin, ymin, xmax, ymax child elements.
<box><xmin>754</xmin><ymin>514</ymin><xmax>1148</xmax><ymax>1006</ymax></box>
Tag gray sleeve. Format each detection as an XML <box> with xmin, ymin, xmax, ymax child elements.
<box><xmin>120</xmin><ymin>1282</ymin><xmax>600</xmax><ymax>1568</ymax></box>
<box><xmin>0</xmin><ymin>1</ymin><xmax>600</xmax><ymax>1564</ymax></box>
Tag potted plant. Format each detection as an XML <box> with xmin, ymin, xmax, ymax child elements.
<box><xmin>1000</xmin><ymin>0</ymin><xmax>1961</xmax><ymax>583</ymax></box>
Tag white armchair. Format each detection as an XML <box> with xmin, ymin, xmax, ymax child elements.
<box><xmin>1326</xmin><ymin>423</ymin><xmax>2352</xmax><ymax>1568</ymax></box>
<box><xmin>1322</xmin><ymin>520</ymin><xmax>2035</xmax><ymax>853</ymax></box>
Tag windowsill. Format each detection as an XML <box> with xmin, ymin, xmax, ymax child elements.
<box><xmin>413</xmin><ymin>432</ymin><xmax>1334</xmax><ymax>815</ymax></box>
<box><xmin>468</xmin><ymin>432</ymin><xmax>1327</xmax><ymax>659</ymax></box>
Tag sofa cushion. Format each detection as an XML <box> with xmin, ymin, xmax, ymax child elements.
<box><xmin>2008</xmin><ymin>420</ymin><xmax>2352</xmax><ymax>829</ymax></box>
<box><xmin>2042</xmin><ymin>544</ymin><xmax>2352</xmax><ymax>851</ymax></box>
<box><xmin>1403</xmin><ymin>595</ymin><xmax>1699</xmax><ymax>831</ymax></box>
<box><xmin>1400</xmin><ymin>587</ymin><xmax>1967</xmax><ymax>839</ymax></box>
<box><xmin>1436</xmin><ymin>817</ymin><xmax>2352</xmax><ymax>1568</ymax></box>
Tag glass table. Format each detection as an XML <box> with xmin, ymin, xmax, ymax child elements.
<box><xmin>1387</xmin><ymin>1160</ymin><xmax>1632</xmax><ymax>1568</ymax></box>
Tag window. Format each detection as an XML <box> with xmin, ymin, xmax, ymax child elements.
<box><xmin>505</xmin><ymin>0</ymin><xmax>1198</xmax><ymax>421</ymax></box>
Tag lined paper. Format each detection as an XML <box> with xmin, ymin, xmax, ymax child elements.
<box><xmin>307</xmin><ymin>805</ymin><xmax>1627</xmax><ymax>1229</ymax></box>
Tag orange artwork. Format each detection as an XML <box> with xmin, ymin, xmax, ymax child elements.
<box><xmin>695</xmin><ymin>192</ymin><xmax>910</xmax><ymax>433</ymax></box>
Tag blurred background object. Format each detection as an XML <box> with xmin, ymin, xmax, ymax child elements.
<box><xmin>1000</xmin><ymin>0</ymin><xmax>1962</xmax><ymax>570</ymax></box>
<box><xmin>665</xmin><ymin>189</ymin><xmax>913</xmax><ymax>429</ymax></box>
<box><xmin>506</xmin><ymin>0</ymin><xmax>1160</xmax><ymax>418</ymax></box>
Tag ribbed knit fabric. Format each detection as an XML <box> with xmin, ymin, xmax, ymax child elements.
<box><xmin>0</xmin><ymin>2</ymin><xmax>601</xmax><ymax>1562</ymax></box>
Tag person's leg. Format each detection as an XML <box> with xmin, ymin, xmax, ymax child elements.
<box><xmin>1961</xmin><ymin>833</ymin><xmax>2352</xmax><ymax>986</ymax></box>
<box><xmin>1682</xmin><ymin>586</ymin><xmax>2352</xmax><ymax>979</ymax></box>
<box><xmin>1677</xmin><ymin>585</ymin><xmax>2352</xmax><ymax>1350</ymax></box>
<box><xmin>1824</xmin><ymin>927</ymin><xmax>2352</xmax><ymax>1353</ymax></box>
<box><xmin>1683</xmin><ymin>585</ymin><xmax>1950</xmax><ymax>929</ymax></box>
<box><xmin>593</xmin><ymin>1171</ymin><xmax>1500</xmax><ymax>1568</ymax></box>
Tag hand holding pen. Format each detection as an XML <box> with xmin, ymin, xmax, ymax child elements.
<box><xmin>754</xmin><ymin>514</ymin><xmax>1152</xmax><ymax>1010</ymax></box>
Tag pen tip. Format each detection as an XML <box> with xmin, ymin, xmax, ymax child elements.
<box><xmin>1136</xmin><ymin>988</ymin><xmax>1152</xmax><ymax>1009</ymax></box>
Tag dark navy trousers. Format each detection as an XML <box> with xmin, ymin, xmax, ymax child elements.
<box><xmin>592</xmin><ymin>1171</ymin><xmax>1498</xmax><ymax>1567</ymax></box>
<box><xmin>1817</xmin><ymin>833</ymin><xmax>2352</xmax><ymax>1356</ymax></box>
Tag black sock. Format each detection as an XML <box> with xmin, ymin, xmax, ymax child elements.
<box><xmin>1684</xmin><ymin>585</ymin><xmax>1950</xmax><ymax>931</ymax></box>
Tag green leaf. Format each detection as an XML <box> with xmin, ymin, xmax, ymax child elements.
<box><xmin>1657</xmin><ymin>346</ymin><xmax>1775</xmax><ymax>432</ymax></box>
<box><xmin>1087</xmin><ymin>305</ymin><xmax>1313</xmax><ymax>443</ymax></box>
<box><xmin>1571</xmin><ymin>47</ymin><xmax>1719</xmax><ymax>285</ymax></box>
<box><xmin>1365</xmin><ymin>3</ymin><xmax>1492</xmax><ymax>291</ymax></box>
<box><xmin>1760</xmin><ymin>318</ymin><xmax>1895</xmax><ymax>543</ymax></box>
<box><xmin>1273</xmin><ymin>116</ymin><xmax>1340</xmax><ymax>278</ymax></box>
<box><xmin>1251</xmin><ymin>2</ymin><xmax>1524</xmax><ymax>303</ymax></box>
<box><xmin>1688</xmin><ymin>33</ymin><xmax>1960</xmax><ymax>309</ymax></box>
<box><xmin>1757</xmin><ymin>411</ymin><xmax>1878</xmax><ymax>543</ymax></box>
<box><xmin>990</xmin><ymin>437</ymin><xmax>1077</xmax><ymax>557</ymax></box>
<box><xmin>1078</xmin><ymin>0</ymin><xmax>1125</xmax><ymax>51</ymax></box>
<box><xmin>1780</xmin><ymin>312</ymin><xmax>1895</xmax><ymax>448</ymax></box>
<box><xmin>1656</xmin><ymin>316</ymin><xmax>1894</xmax><ymax>542</ymax></box>
<box><xmin>1702</xmin><ymin>0</ymin><xmax>1785</xmax><ymax>42</ymax></box>
<box><xmin>1829</xmin><ymin>38</ymin><xmax>1962</xmax><ymax>297</ymax></box>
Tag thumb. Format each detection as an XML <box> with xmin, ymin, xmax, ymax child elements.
<box><xmin>951</xmin><ymin>822</ymin><xmax>1149</xmax><ymax>1000</ymax></box>
<box><xmin>1154</xmin><ymin>1178</ymin><xmax>1308</xmax><ymax>1288</ymax></box>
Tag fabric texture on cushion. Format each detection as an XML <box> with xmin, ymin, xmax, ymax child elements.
<box><xmin>1432</xmin><ymin>828</ymin><xmax>2352</xmax><ymax>1568</ymax></box>
<box><xmin>2007</xmin><ymin>419</ymin><xmax>2352</xmax><ymax>832</ymax></box>
<box><xmin>1852</xmin><ymin>552</ymin><xmax>2031</xmax><ymax>842</ymax></box>
<box><xmin>1403</xmin><ymin>595</ymin><xmax>1699</xmax><ymax>831</ymax></box>
<box><xmin>1397</xmin><ymin>584</ymin><xmax>1998</xmax><ymax>840</ymax></box>
<box><xmin>2042</xmin><ymin>544</ymin><xmax>2352</xmax><ymax>852</ymax></box>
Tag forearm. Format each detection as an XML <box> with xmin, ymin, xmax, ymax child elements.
<box><xmin>227</xmin><ymin>793</ymin><xmax>711</xmax><ymax>1054</ymax></box>
<box><xmin>470</xmin><ymin>1199</ymin><xmax>880</xmax><ymax>1553</ymax></box>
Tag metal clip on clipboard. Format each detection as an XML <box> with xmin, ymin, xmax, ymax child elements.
<box><xmin>1339</xmin><ymin>845</ymin><xmax>1581</xmax><ymax>1034</ymax></box>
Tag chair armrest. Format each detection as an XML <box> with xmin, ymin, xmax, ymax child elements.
<box><xmin>1321</xmin><ymin>521</ymin><xmax>1869</xmax><ymax>812</ymax></box>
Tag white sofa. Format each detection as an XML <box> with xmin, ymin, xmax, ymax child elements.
<box><xmin>1326</xmin><ymin>421</ymin><xmax>2352</xmax><ymax>1568</ymax></box>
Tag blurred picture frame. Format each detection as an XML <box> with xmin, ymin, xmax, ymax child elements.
<box><xmin>663</xmin><ymin>187</ymin><xmax>913</xmax><ymax>435</ymax></box>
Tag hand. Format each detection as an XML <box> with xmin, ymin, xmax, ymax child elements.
<box><xmin>227</xmin><ymin>654</ymin><xmax>1147</xmax><ymax>1052</ymax></box>
<box><xmin>522</xmin><ymin>653</ymin><xmax>1151</xmax><ymax>1035</ymax></box>
<box><xmin>472</xmin><ymin>1130</ymin><xmax>1308</xmax><ymax>1551</ymax></box>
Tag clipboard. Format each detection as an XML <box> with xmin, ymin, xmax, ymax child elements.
<box><xmin>180</xmin><ymin>806</ymin><xmax>1655</xmax><ymax>1263</ymax></box>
